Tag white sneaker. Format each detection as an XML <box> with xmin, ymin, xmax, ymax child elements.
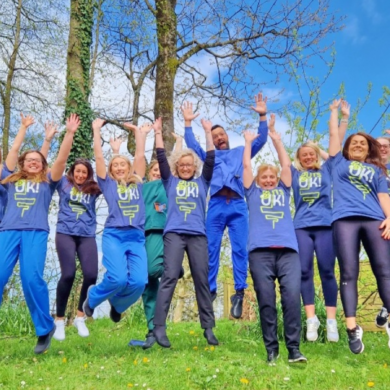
<box><xmin>73</xmin><ymin>316</ymin><xmax>89</xmax><ymax>337</ymax></box>
<box><xmin>53</xmin><ymin>319</ymin><xmax>66</xmax><ymax>341</ymax></box>
<box><xmin>306</xmin><ymin>316</ymin><xmax>320</xmax><ymax>341</ymax></box>
<box><xmin>386</xmin><ymin>323</ymin><xmax>390</xmax><ymax>348</ymax></box>
<box><xmin>326</xmin><ymin>319</ymin><xmax>339</xmax><ymax>342</ymax></box>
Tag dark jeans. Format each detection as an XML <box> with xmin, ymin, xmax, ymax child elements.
<box><xmin>154</xmin><ymin>233</ymin><xmax>215</xmax><ymax>329</ymax></box>
<box><xmin>249</xmin><ymin>248</ymin><xmax>302</xmax><ymax>352</ymax></box>
<box><xmin>55</xmin><ymin>233</ymin><xmax>98</xmax><ymax>317</ymax></box>
<box><xmin>333</xmin><ymin>217</ymin><xmax>390</xmax><ymax>317</ymax></box>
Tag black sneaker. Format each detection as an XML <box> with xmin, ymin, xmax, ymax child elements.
<box><xmin>142</xmin><ymin>331</ymin><xmax>156</xmax><ymax>350</ymax></box>
<box><xmin>34</xmin><ymin>326</ymin><xmax>56</xmax><ymax>354</ymax></box>
<box><xmin>82</xmin><ymin>285</ymin><xmax>95</xmax><ymax>317</ymax></box>
<box><xmin>109</xmin><ymin>304</ymin><xmax>121</xmax><ymax>323</ymax></box>
<box><xmin>347</xmin><ymin>325</ymin><xmax>364</xmax><ymax>354</ymax></box>
<box><xmin>267</xmin><ymin>350</ymin><xmax>279</xmax><ymax>365</ymax></box>
<box><xmin>288</xmin><ymin>349</ymin><xmax>307</xmax><ymax>363</ymax></box>
<box><xmin>230</xmin><ymin>290</ymin><xmax>244</xmax><ymax>319</ymax></box>
<box><xmin>153</xmin><ymin>326</ymin><xmax>171</xmax><ymax>348</ymax></box>
<box><xmin>203</xmin><ymin>328</ymin><xmax>219</xmax><ymax>346</ymax></box>
<box><xmin>375</xmin><ymin>307</ymin><xmax>388</xmax><ymax>328</ymax></box>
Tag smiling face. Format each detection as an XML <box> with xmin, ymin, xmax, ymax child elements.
<box><xmin>298</xmin><ymin>146</ymin><xmax>318</xmax><ymax>170</ymax></box>
<box><xmin>212</xmin><ymin>127</ymin><xmax>230</xmax><ymax>150</ymax></box>
<box><xmin>148</xmin><ymin>162</ymin><xmax>161</xmax><ymax>181</ymax></box>
<box><xmin>110</xmin><ymin>157</ymin><xmax>131</xmax><ymax>181</ymax></box>
<box><xmin>177</xmin><ymin>155</ymin><xmax>196</xmax><ymax>180</ymax></box>
<box><xmin>257</xmin><ymin>167</ymin><xmax>278</xmax><ymax>190</ymax></box>
<box><xmin>73</xmin><ymin>164</ymin><xmax>89</xmax><ymax>185</ymax></box>
<box><xmin>377</xmin><ymin>138</ymin><xmax>390</xmax><ymax>163</ymax></box>
<box><xmin>23</xmin><ymin>152</ymin><xmax>44</xmax><ymax>174</ymax></box>
<box><xmin>348</xmin><ymin>135</ymin><xmax>369</xmax><ymax>162</ymax></box>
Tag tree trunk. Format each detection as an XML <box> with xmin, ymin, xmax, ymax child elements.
<box><xmin>63</xmin><ymin>0</ymin><xmax>94</xmax><ymax>164</ymax></box>
<box><xmin>154</xmin><ymin>0</ymin><xmax>178</xmax><ymax>152</ymax></box>
<box><xmin>1</xmin><ymin>0</ymin><xmax>22</xmax><ymax>158</ymax></box>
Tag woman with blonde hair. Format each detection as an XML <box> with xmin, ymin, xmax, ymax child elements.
<box><xmin>83</xmin><ymin>119</ymin><xmax>150</xmax><ymax>323</ymax></box>
<box><xmin>0</xmin><ymin>113</ymin><xmax>80</xmax><ymax>354</ymax></box>
<box><xmin>244</xmin><ymin>114</ymin><xmax>306</xmax><ymax>364</ymax></box>
<box><xmin>291</xmin><ymin>100</ymin><xmax>350</xmax><ymax>342</ymax></box>
<box><xmin>152</xmin><ymin>117</ymin><xmax>217</xmax><ymax>348</ymax></box>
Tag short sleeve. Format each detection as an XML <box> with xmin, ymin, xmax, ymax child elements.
<box><xmin>378</xmin><ymin>172</ymin><xmax>389</xmax><ymax>194</ymax></box>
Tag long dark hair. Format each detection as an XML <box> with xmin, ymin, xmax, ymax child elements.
<box><xmin>66</xmin><ymin>158</ymin><xmax>101</xmax><ymax>195</ymax></box>
<box><xmin>342</xmin><ymin>132</ymin><xmax>387</xmax><ymax>175</ymax></box>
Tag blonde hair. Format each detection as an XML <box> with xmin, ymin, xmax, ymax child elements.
<box><xmin>1</xmin><ymin>150</ymin><xmax>49</xmax><ymax>184</ymax></box>
<box><xmin>377</xmin><ymin>136</ymin><xmax>390</xmax><ymax>145</ymax></box>
<box><xmin>294</xmin><ymin>142</ymin><xmax>321</xmax><ymax>171</ymax></box>
<box><xmin>108</xmin><ymin>155</ymin><xmax>142</xmax><ymax>186</ymax></box>
<box><xmin>255</xmin><ymin>164</ymin><xmax>279</xmax><ymax>185</ymax></box>
<box><xmin>168</xmin><ymin>149</ymin><xmax>202</xmax><ymax>178</ymax></box>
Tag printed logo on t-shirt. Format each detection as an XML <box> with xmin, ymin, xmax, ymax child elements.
<box><xmin>259</xmin><ymin>189</ymin><xmax>285</xmax><ymax>228</ymax></box>
<box><xmin>176</xmin><ymin>180</ymin><xmax>198</xmax><ymax>221</ymax></box>
<box><xmin>348</xmin><ymin>161</ymin><xmax>375</xmax><ymax>199</ymax></box>
<box><xmin>117</xmin><ymin>183</ymin><xmax>139</xmax><ymax>223</ymax></box>
<box><xmin>69</xmin><ymin>187</ymin><xmax>90</xmax><ymax>219</ymax></box>
<box><xmin>14</xmin><ymin>180</ymin><xmax>38</xmax><ymax>216</ymax></box>
<box><xmin>298</xmin><ymin>171</ymin><xmax>321</xmax><ymax>206</ymax></box>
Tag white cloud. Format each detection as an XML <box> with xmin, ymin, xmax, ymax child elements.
<box><xmin>342</xmin><ymin>15</ymin><xmax>367</xmax><ymax>45</ymax></box>
<box><xmin>361</xmin><ymin>0</ymin><xmax>384</xmax><ymax>24</ymax></box>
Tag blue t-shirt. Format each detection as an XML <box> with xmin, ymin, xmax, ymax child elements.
<box><xmin>0</xmin><ymin>183</ymin><xmax>8</xmax><ymax>221</ymax></box>
<box><xmin>0</xmin><ymin>164</ymin><xmax>59</xmax><ymax>232</ymax></box>
<box><xmin>56</xmin><ymin>176</ymin><xmax>100</xmax><ymax>237</ymax></box>
<box><xmin>97</xmin><ymin>175</ymin><xmax>145</xmax><ymax>230</ymax></box>
<box><xmin>245</xmin><ymin>180</ymin><xmax>298</xmax><ymax>252</ymax></box>
<box><xmin>162</xmin><ymin>175</ymin><xmax>210</xmax><ymax>236</ymax></box>
<box><xmin>330</xmin><ymin>152</ymin><xmax>387</xmax><ymax>222</ymax></box>
<box><xmin>386</xmin><ymin>163</ymin><xmax>390</xmax><ymax>195</ymax></box>
<box><xmin>291</xmin><ymin>161</ymin><xmax>332</xmax><ymax>228</ymax></box>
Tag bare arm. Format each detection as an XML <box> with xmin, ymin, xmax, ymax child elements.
<box><xmin>171</xmin><ymin>132</ymin><xmax>183</xmax><ymax>152</ymax></box>
<box><xmin>5</xmin><ymin>113</ymin><xmax>35</xmax><ymax>171</ymax></box>
<box><xmin>40</xmin><ymin>121</ymin><xmax>59</xmax><ymax>159</ymax></box>
<box><xmin>109</xmin><ymin>136</ymin><xmax>125</xmax><ymax>155</ymax></box>
<box><xmin>338</xmin><ymin>99</ymin><xmax>350</xmax><ymax>145</ymax></box>
<box><xmin>153</xmin><ymin>117</ymin><xmax>164</xmax><ymax>149</ymax></box>
<box><xmin>268</xmin><ymin>114</ymin><xmax>291</xmax><ymax>187</ymax></box>
<box><xmin>328</xmin><ymin>99</ymin><xmax>341</xmax><ymax>157</ymax></box>
<box><xmin>51</xmin><ymin>114</ymin><xmax>80</xmax><ymax>181</ymax></box>
<box><xmin>93</xmin><ymin>118</ymin><xmax>107</xmax><ymax>179</ymax></box>
<box><xmin>243</xmin><ymin>131</ymin><xmax>258</xmax><ymax>188</ymax></box>
<box><xmin>378</xmin><ymin>193</ymin><xmax>390</xmax><ymax>240</ymax></box>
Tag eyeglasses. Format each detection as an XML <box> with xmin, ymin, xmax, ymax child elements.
<box><xmin>379</xmin><ymin>145</ymin><xmax>390</xmax><ymax>150</ymax></box>
<box><xmin>25</xmin><ymin>158</ymin><xmax>43</xmax><ymax>163</ymax></box>
<box><xmin>177</xmin><ymin>163</ymin><xmax>194</xmax><ymax>169</ymax></box>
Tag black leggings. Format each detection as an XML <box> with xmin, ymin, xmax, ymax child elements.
<box><xmin>333</xmin><ymin>217</ymin><xmax>390</xmax><ymax>317</ymax></box>
<box><xmin>55</xmin><ymin>233</ymin><xmax>98</xmax><ymax>317</ymax></box>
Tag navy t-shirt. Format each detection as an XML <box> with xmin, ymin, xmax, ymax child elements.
<box><xmin>56</xmin><ymin>176</ymin><xmax>100</xmax><ymax>237</ymax></box>
<box><xmin>245</xmin><ymin>180</ymin><xmax>298</xmax><ymax>252</ymax></box>
<box><xmin>329</xmin><ymin>152</ymin><xmax>387</xmax><ymax>222</ymax></box>
<box><xmin>0</xmin><ymin>163</ymin><xmax>59</xmax><ymax>232</ymax></box>
<box><xmin>291</xmin><ymin>161</ymin><xmax>332</xmax><ymax>228</ymax></box>
<box><xmin>97</xmin><ymin>175</ymin><xmax>145</xmax><ymax>230</ymax></box>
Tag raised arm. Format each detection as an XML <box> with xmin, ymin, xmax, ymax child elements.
<box><xmin>92</xmin><ymin>118</ymin><xmax>107</xmax><ymax>179</ymax></box>
<box><xmin>40</xmin><ymin>121</ymin><xmax>59</xmax><ymax>159</ymax></box>
<box><xmin>328</xmin><ymin>99</ymin><xmax>341</xmax><ymax>157</ymax></box>
<box><xmin>172</xmin><ymin>132</ymin><xmax>183</xmax><ymax>152</ymax></box>
<box><xmin>243</xmin><ymin>131</ymin><xmax>258</xmax><ymax>189</ymax></box>
<box><xmin>123</xmin><ymin>122</ymin><xmax>152</xmax><ymax>178</ymax></box>
<box><xmin>5</xmin><ymin>113</ymin><xmax>35</xmax><ymax>171</ymax></box>
<box><xmin>249</xmin><ymin>92</ymin><xmax>268</xmax><ymax>157</ymax></box>
<box><xmin>109</xmin><ymin>136</ymin><xmax>125</xmax><ymax>155</ymax></box>
<box><xmin>51</xmin><ymin>114</ymin><xmax>80</xmax><ymax>181</ymax></box>
<box><xmin>182</xmin><ymin>101</ymin><xmax>206</xmax><ymax>161</ymax></box>
<box><xmin>200</xmin><ymin>119</ymin><xmax>215</xmax><ymax>182</ymax></box>
<box><xmin>153</xmin><ymin>117</ymin><xmax>171</xmax><ymax>181</ymax></box>
<box><xmin>338</xmin><ymin>99</ymin><xmax>350</xmax><ymax>145</ymax></box>
<box><xmin>268</xmin><ymin>114</ymin><xmax>291</xmax><ymax>187</ymax></box>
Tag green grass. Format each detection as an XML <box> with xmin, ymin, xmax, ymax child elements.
<box><xmin>1</xmin><ymin>316</ymin><xmax>389</xmax><ymax>390</ymax></box>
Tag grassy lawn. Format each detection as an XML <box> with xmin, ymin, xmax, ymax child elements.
<box><xmin>1</xmin><ymin>316</ymin><xmax>389</xmax><ymax>390</ymax></box>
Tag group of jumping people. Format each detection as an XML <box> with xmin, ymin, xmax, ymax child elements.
<box><xmin>0</xmin><ymin>94</ymin><xmax>390</xmax><ymax>365</ymax></box>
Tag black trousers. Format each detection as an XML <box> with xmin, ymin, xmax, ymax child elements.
<box><xmin>153</xmin><ymin>233</ymin><xmax>215</xmax><ymax>329</ymax></box>
<box><xmin>249</xmin><ymin>248</ymin><xmax>302</xmax><ymax>352</ymax></box>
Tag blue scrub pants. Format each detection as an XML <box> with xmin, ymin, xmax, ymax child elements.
<box><xmin>88</xmin><ymin>227</ymin><xmax>148</xmax><ymax>313</ymax></box>
<box><xmin>207</xmin><ymin>196</ymin><xmax>248</xmax><ymax>293</ymax></box>
<box><xmin>0</xmin><ymin>230</ymin><xmax>54</xmax><ymax>336</ymax></box>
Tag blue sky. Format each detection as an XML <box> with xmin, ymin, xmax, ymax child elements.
<box><xmin>313</xmin><ymin>0</ymin><xmax>390</xmax><ymax>136</ymax></box>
